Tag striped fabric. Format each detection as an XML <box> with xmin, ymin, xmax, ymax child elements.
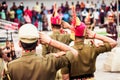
<box><xmin>4</xmin><ymin>23</ymin><xmax>18</xmax><ymax>30</ymax></box>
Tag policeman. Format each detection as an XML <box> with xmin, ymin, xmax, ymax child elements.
<box><xmin>42</xmin><ymin>3</ymin><xmax>73</xmax><ymax>55</ymax></box>
<box><xmin>3</xmin><ymin>23</ymin><xmax>78</xmax><ymax>80</ymax></box>
<box><xmin>42</xmin><ymin>13</ymin><xmax>72</xmax><ymax>55</ymax></box>
<box><xmin>42</xmin><ymin>3</ymin><xmax>73</xmax><ymax>80</ymax></box>
<box><xmin>61</xmin><ymin>18</ymin><xmax>117</xmax><ymax>80</ymax></box>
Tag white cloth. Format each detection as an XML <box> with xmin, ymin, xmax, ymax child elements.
<box><xmin>111</xmin><ymin>47</ymin><xmax>120</xmax><ymax>71</ymax></box>
<box><xmin>103</xmin><ymin>47</ymin><xmax>120</xmax><ymax>72</ymax></box>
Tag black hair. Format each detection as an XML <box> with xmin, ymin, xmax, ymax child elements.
<box><xmin>51</xmin><ymin>24</ymin><xmax>61</xmax><ymax>29</ymax></box>
<box><xmin>0</xmin><ymin>48</ymin><xmax>3</xmax><ymax>58</ymax></box>
<box><xmin>20</xmin><ymin>41</ymin><xmax>38</xmax><ymax>51</ymax></box>
<box><xmin>75</xmin><ymin>36</ymin><xmax>85</xmax><ymax>39</ymax></box>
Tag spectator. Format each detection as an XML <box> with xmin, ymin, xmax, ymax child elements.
<box><xmin>31</xmin><ymin>7</ymin><xmax>37</xmax><ymax>24</ymax></box>
<box><xmin>41</xmin><ymin>11</ymin><xmax>48</xmax><ymax>31</ymax></box>
<box><xmin>85</xmin><ymin>0</ymin><xmax>90</xmax><ymax>12</ymax></box>
<box><xmin>23</xmin><ymin>12</ymin><xmax>31</xmax><ymax>23</ymax></box>
<box><xmin>11</xmin><ymin>2</ymin><xmax>18</xmax><ymax>18</ymax></box>
<box><xmin>8</xmin><ymin>8</ymin><xmax>15</xmax><ymax>22</ymax></box>
<box><xmin>60</xmin><ymin>3</ymin><xmax>65</xmax><ymax>14</ymax></box>
<box><xmin>0</xmin><ymin>10</ymin><xmax>6</xmax><ymax>20</ymax></box>
<box><xmin>24</xmin><ymin>6</ymin><xmax>32</xmax><ymax>19</ymax></box>
<box><xmin>100</xmin><ymin>13</ymin><xmax>118</xmax><ymax>41</ymax></box>
<box><xmin>16</xmin><ymin>7</ymin><xmax>23</xmax><ymax>21</ymax></box>
<box><xmin>46</xmin><ymin>10</ymin><xmax>52</xmax><ymax>31</ymax></box>
<box><xmin>2</xmin><ymin>39</ymin><xmax>12</xmax><ymax>62</ymax></box>
<box><xmin>40</xmin><ymin>3</ymin><xmax>44</xmax><ymax>12</ymax></box>
<box><xmin>34</xmin><ymin>1</ymin><xmax>40</xmax><ymax>13</ymax></box>
<box><xmin>99</xmin><ymin>8</ymin><xmax>105</xmax><ymax>24</ymax></box>
<box><xmin>1</xmin><ymin>1</ymin><xmax>8</xmax><ymax>20</ymax></box>
<box><xmin>19</xmin><ymin>2</ymin><xmax>24</xmax><ymax>13</ymax></box>
<box><xmin>80</xmin><ymin>2</ymin><xmax>85</xmax><ymax>11</ymax></box>
<box><xmin>64</xmin><ymin>1</ymin><xmax>70</xmax><ymax>13</ymax></box>
<box><xmin>93</xmin><ymin>9</ymin><xmax>100</xmax><ymax>26</ymax></box>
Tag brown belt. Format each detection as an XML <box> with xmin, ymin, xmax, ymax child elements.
<box><xmin>70</xmin><ymin>74</ymin><xmax>94</xmax><ymax>80</ymax></box>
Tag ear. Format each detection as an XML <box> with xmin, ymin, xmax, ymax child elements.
<box><xmin>18</xmin><ymin>41</ymin><xmax>22</xmax><ymax>48</ymax></box>
<box><xmin>37</xmin><ymin>39</ymin><xmax>41</xmax><ymax>46</ymax></box>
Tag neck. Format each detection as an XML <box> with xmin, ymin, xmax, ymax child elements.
<box><xmin>52</xmin><ymin>28</ymin><xmax>60</xmax><ymax>31</ymax></box>
<box><xmin>22</xmin><ymin>49</ymin><xmax>36</xmax><ymax>54</ymax></box>
<box><xmin>75</xmin><ymin>37</ymin><xmax>84</xmax><ymax>42</ymax></box>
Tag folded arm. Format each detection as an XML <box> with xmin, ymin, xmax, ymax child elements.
<box><xmin>87</xmin><ymin>30</ymin><xmax>117</xmax><ymax>48</ymax></box>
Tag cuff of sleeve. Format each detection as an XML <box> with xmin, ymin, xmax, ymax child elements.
<box><xmin>105</xmin><ymin>43</ymin><xmax>112</xmax><ymax>51</ymax></box>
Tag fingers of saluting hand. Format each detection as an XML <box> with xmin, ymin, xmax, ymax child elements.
<box><xmin>39</xmin><ymin>32</ymin><xmax>51</xmax><ymax>44</ymax></box>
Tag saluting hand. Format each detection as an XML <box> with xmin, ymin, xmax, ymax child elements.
<box><xmin>39</xmin><ymin>32</ymin><xmax>51</xmax><ymax>44</ymax></box>
<box><xmin>86</xmin><ymin>29</ymin><xmax>96</xmax><ymax>39</ymax></box>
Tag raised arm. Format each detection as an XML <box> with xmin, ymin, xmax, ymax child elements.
<box><xmin>39</xmin><ymin>32</ymin><xmax>78</xmax><ymax>56</ymax></box>
<box><xmin>87</xmin><ymin>30</ymin><xmax>117</xmax><ymax>48</ymax></box>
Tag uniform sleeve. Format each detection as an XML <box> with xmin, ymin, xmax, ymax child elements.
<box><xmin>67</xmin><ymin>34</ymin><xmax>72</xmax><ymax>44</ymax></box>
<box><xmin>61</xmin><ymin>51</ymin><xmax>74</xmax><ymax>74</ymax></box>
<box><xmin>54</xmin><ymin>55</ymin><xmax>70</xmax><ymax>71</ymax></box>
<box><xmin>42</xmin><ymin>44</ymin><xmax>48</xmax><ymax>56</ymax></box>
<box><xmin>95</xmin><ymin>42</ymin><xmax>112</xmax><ymax>55</ymax></box>
<box><xmin>59</xmin><ymin>34</ymin><xmax>72</xmax><ymax>45</ymax></box>
<box><xmin>61</xmin><ymin>67</ymin><xmax>69</xmax><ymax>74</ymax></box>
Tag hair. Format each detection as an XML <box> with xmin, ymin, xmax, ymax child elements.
<box><xmin>51</xmin><ymin>24</ymin><xmax>61</xmax><ymax>29</ymax></box>
<box><xmin>0</xmin><ymin>48</ymin><xmax>3</xmax><ymax>58</ymax></box>
<box><xmin>75</xmin><ymin>36</ymin><xmax>85</xmax><ymax>39</ymax></box>
<box><xmin>20</xmin><ymin>41</ymin><xmax>38</xmax><ymax>51</ymax></box>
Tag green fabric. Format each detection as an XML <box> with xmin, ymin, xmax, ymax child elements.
<box><xmin>7</xmin><ymin>52</ymin><xmax>69</xmax><ymax>80</ymax></box>
<box><xmin>61</xmin><ymin>41</ymin><xmax>112</xmax><ymax>77</ymax></box>
<box><xmin>0</xmin><ymin>59</ymin><xmax>4</xmax><ymax>79</ymax></box>
<box><xmin>42</xmin><ymin>31</ymin><xmax>72</xmax><ymax>55</ymax></box>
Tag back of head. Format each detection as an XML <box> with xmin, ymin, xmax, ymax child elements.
<box><xmin>51</xmin><ymin>15</ymin><xmax>62</xmax><ymax>28</ymax></box>
<box><xmin>70</xmin><ymin>16</ymin><xmax>87</xmax><ymax>40</ymax></box>
<box><xmin>71</xmin><ymin>16</ymin><xmax>86</xmax><ymax>37</ymax></box>
<box><xmin>18</xmin><ymin>24</ymin><xmax>39</xmax><ymax>50</ymax></box>
<box><xmin>19</xmin><ymin>24</ymin><xmax>39</xmax><ymax>43</ymax></box>
<box><xmin>75</xmin><ymin>22</ymin><xmax>86</xmax><ymax>37</ymax></box>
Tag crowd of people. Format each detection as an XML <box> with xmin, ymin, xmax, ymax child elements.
<box><xmin>0</xmin><ymin>0</ymin><xmax>119</xmax><ymax>30</ymax></box>
<box><xmin>0</xmin><ymin>0</ymin><xmax>119</xmax><ymax>80</ymax></box>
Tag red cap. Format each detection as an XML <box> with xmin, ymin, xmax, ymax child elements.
<box><xmin>75</xmin><ymin>22</ymin><xmax>86</xmax><ymax>37</ymax></box>
<box><xmin>51</xmin><ymin>15</ymin><xmax>61</xmax><ymax>25</ymax></box>
<box><xmin>51</xmin><ymin>3</ymin><xmax>61</xmax><ymax>25</ymax></box>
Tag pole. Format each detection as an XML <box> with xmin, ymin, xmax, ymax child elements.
<box><xmin>117</xmin><ymin>0</ymin><xmax>120</xmax><ymax>46</ymax></box>
<box><xmin>117</xmin><ymin>0</ymin><xmax>119</xmax><ymax>26</ymax></box>
<box><xmin>6</xmin><ymin>29</ymin><xmax>8</xmax><ymax>40</ymax></box>
<box><xmin>10</xmin><ymin>32</ymin><xmax>13</xmax><ymax>42</ymax></box>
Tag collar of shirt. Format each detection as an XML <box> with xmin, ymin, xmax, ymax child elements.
<box><xmin>22</xmin><ymin>52</ymin><xmax>36</xmax><ymax>57</ymax></box>
<box><xmin>74</xmin><ymin>41</ymin><xmax>84</xmax><ymax>50</ymax></box>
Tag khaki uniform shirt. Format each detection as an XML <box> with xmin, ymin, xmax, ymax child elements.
<box><xmin>0</xmin><ymin>58</ymin><xmax>4</xmax><ymax>79</ymax></box>
<box><xmin>7</xmin><ymin>52</ymin><xmax>69</xmax><ymax>80</ymax></box>
<box><xmin>42</xmin><ymin>31</ymin><xmax>71</xmax><ymax>55</ymax></box>
<box><xmin>61</xmin><ymin>41</ymin><xmax>112</xmax><ymax>77</ymax></box>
